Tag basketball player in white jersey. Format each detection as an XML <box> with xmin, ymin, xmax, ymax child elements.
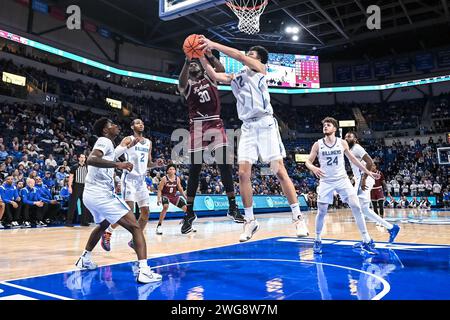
<box><xmin>198</xmin><ymin>36</ymin><xmax>309</xmax><ymax>242</ymax></box>
<box><xmin>100</xmin><ymin>119</ymin><xmax>163</xmax><ymax>252</ymax></box>
<box><xmin>344</xmin><ymin>132</ymin><xmax>400</xmax><ymax>247</ymax></box>
<box><xmin>75</xmin><ymin>118</ymin><xmax>161</xmax><ymax>284</ymax></box>
<box><xmin>305</xmin><ymin>117</ymin><xmax>380</xmax><ymax>255</ymax></box>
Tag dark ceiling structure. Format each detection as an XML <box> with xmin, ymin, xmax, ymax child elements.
<box><xmin>49</xmin><ymin>0</ymin><xmax>450</xmax><ymax>61</ymax></box>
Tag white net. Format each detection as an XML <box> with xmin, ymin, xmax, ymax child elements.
<box><xmin>226</xmin><ymin>0</ymin><xmax>268</xmax><ymax>34</ymax></box>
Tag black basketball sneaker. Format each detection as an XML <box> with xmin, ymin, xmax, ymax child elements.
<box><xmin>181</xmin><ymin>211</ymin><xmax>197</xmax><ymax>234</ymax></box>
<box><xmin>227</xmin><ymin>206</ymin><xmax>245</xmax><ymax>223</ymax></box>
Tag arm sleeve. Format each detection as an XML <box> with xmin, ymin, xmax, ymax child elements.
<box><xmin>21</xmin><ymin>190</ymin><xmax>34</xmax><ymax>205</ymax></box>
<box><xmin>0</xmin><ymin>187</ymin><xmax>9</xmax><ymax>203</ymax></box>
<box><xmin>38</xmin><ymin>189</ymin><xmax>51</xmax><ymax>204</ymax></box>
<box><xmin>114</xmin><ymin>145</ymin><xmax>127</xmax><ymax>159</ymax></box>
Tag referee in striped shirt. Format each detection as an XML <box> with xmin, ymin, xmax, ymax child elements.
<box><xmin>65</xmin><ymin>154</ymin><xmax>92</xmax><ymax>227</ymax></box>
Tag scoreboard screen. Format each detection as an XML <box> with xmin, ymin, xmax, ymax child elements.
<box><xmin>220</xmin><ymin>52</ymin><xmax>320</xmax><ymax>89</ymax></box>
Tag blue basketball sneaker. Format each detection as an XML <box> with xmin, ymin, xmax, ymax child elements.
<box><xmin>313</xmin><ymin>240</ymin><xmax>323</xmax><ymax>254</ymax></box>
<box><xmin>352</xmin><ymin>239</ymin><xmax>376</xmax><ymax>250</ymax></box>
<box><xmin>360</xmin><ymin>240</ymin><xmax>378</xmax><ymax>255</ymax></box>
<box><xmin>388</xmin><ymin>224</ymin><xmax>400</xmax><ymax>243</ymax></box>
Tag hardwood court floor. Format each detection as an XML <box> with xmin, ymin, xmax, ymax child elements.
<box><xmin>1</xmin><ymin>209</ymin><xmax>449</xmax><ymax>282</ymax></box>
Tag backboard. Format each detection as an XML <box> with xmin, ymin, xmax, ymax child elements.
<box><xmin>159</xmin><ymin>0</ymin><xmax>226</xmax><ymax>20</ymax></box>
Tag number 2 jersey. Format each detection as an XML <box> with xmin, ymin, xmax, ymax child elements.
<box><xmin>317</xmin><ymin>138</ymin><xmax>348</xmax><ymax>182</ymax></box>
<box><xmin>184</xmin><ymin>75</ymin><xmax>227</xmax><ymax>152</ymax></box>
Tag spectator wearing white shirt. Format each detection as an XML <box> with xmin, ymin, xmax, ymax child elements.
<box><xmin>432</xmin><ymin>182</ymin><xmax>442</xmax><ymax>204</ymax></box>
<box><xmin>45</xmin><ymin>154</ymin><xmax>57</xmax><ymax>169</ymax></box>
<box><xmin>424</xmin><ymin>179</ymin><xmax>433</xmax><ymax>196</ymax></box>
<box><xmin>393</xmin><ymin>181</ymin><xmax>401</xmax><ymax>197</ymax></box>
<box><xmin>417</xmin><ymin>181</ymin><xmax>426</xmax><ymax>196</ymax></box>
<box><xmin>410</xmin><ymin>181</ymin><xmax>418</xmax><ymax>196</ymax></box>
<box><xmin>402</xmin><ymin>183</ymin><xmax>409</xmax><ymax>196</ymax></box>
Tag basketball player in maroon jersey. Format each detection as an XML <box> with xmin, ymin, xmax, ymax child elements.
<box><xmin>178</xmin><ymin>50</ymin><xmax>244</xmax><ymax>234</ymax></box>
<box><xmin>156</xmin><ymin>164</ymin><xmax>187</xmax><ymax>235</ymax></box>
<box><xmin>370</xmin><ymin>164</ymin><xmax>389</xmax><ymax>218</ymax></box>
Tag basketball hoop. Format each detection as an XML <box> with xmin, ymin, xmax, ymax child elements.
<box><xmin>226</xmin><ymin>0</ymin><xmax>268</xmax><ymax>35</ymax></box>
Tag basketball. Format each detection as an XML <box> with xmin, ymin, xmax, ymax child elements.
<box><xmin>183</xmin><ymin>34</ymin><xmax>204</xmax><ymax>60</ymax></box>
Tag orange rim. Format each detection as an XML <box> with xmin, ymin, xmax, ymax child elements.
<box><xmin>226</xmin><ymin>0</ymin><xmax>268</xmax><ymax>11</ymax></box>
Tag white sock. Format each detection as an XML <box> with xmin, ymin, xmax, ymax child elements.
<box><xmin>315</xmin><ymin>234</ymin><xmax>322</xmax><ymax>242</ymax></box>
<box><xmin>82</xmin><ymin>250</ymin><xmax>91</xmax><ymax>260</ymax></box>
<box><xmin>106</xmin><ymin>225</ymin><xmax>114</xmax><ymax>233</ymax></box>
<box><xmin>244</xmin><ymin>207</ymin><xmax>254</xmax><ymax>222</ymax></box>
<box><xmin>138</xmin><ymin>259</ymin><xmax>148</xmax><ymax>269</ymax></box>
<box><xmin>290</xmin><ymin>203</ymin><xmax>302</xmax><ymax>220</ymax></box>
<box><xmin>362</xmin><ymin>206</ymin><xmax>394</xmax><ymax>230</ymax></box>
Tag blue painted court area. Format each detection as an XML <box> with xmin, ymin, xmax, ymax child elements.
<box><xmin>1</xmin><ymin>238</ymin><xmax>449</xmax><ymax>300</ymax></box>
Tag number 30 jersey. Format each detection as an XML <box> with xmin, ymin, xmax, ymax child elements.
<box><xmin>123</xmin><ymin>136</ymin><xmax>151</xmax><ymax>177</ymax></box>
<box><xmin>231</xmin><ymin>66</ymin><xmax>273</xmax><ymax>122</ymax></box>
<box><xmin>185</xmin><ymin>75</ymin><xmax>221</xmax><ymax>122</ymax></box>
<box><xmin>317</xmin><ymin>138</ymin><xmax>348</xmax><ymax>182</ymax></box>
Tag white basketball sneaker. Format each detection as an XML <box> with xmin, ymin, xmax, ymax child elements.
<box><xmin>294</xmin><ymin>215</ymin><xmax>309</xmax><ymax>238</ymax></box>
<box><xmin>75</xmin><ymin>256</ymin><xmax>98</xmax><ymax>270</ymax></box>
<box><xmin>239</xmin><ymin>219</ymin><xmax>260</xmax><ymax>242</ymax></box>
<box><xmin>137</xmin><ymin>267</ymin><xmax>163</xmax><ymax>284</ymax></box>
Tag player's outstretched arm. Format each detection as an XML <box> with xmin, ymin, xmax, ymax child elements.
<box><xmin>199</xmin><ymin>36</ymin><xmax>265</xmax><ymax>74</ymax></box>
<box><xmin>199</xmin><ymin>56</ymin><xmax>233</xmax><ymax>84</ymax></box>
<box><xmin>114</xmin><ymin>137</ymin><xmax>133</xmax><ymax>159</ymax></box>
<box><xmin>305</xmin><ymin>142</ymin><xmax>324</xmax><ymax>178</ymax></box>
<box><xmin>178</xmin><ymin>58</ymin><xmax>190</xmax><ymax>95</ymax></box>
<box><xmin>88</xmin><ymin>149</ymin><xmax>133</xmax><ymax>171</ymax></box>
<box><xmin>205</xmin><ymin>49</ymin><xmax>225</xmax><ymax>73</ymax></box>
<box><xmin>342</xmin><ymin>140</ymin><xmax>379</xmax><ymax>180</ymax></box>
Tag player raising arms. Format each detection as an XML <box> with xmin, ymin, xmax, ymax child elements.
<box><xmin>75</xmin><ymin>118</ymin><xmax>161</xmax><ymax>284</ymax></box>
<box><xmin>305</xmin><ymin>118</ymin><xmax>380</xmax><ymax>255</ymax></box>
<box><xmin>198</xmin><ymin>37</ymin><xmax>309</xmax><ymax>242</ymax></box>
<box><xmin>100</xmin><ymin>119</ymin><xmax>163</xmax><ymax>251</ymax></box>
<box><xmin>178</xmin><ymin>49</ymin><xmax>245</xmax><ymax>235</ymax></box>
<box><xmin>344</xmin><ymin>132</ymin><xmax>400</xmax><ymax>246</ymax></box>
<box><xmin>156</xmin><ymin>164</ymin><xmax>188</xmax><ymax>235</ymax></box>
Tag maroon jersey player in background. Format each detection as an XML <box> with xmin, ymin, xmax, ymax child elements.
<box><xmin>370</xmin><ymin>164</ymin><xmax>389</xmax><ymax>218</ymax></box>
<box><xmin>178</xmin><ymin>49</ymin><xmax>244</xmax><ymax>234</ymax></box>
<box><xmin>156</xmin><ymin>164</ymin><xmax>187</xmax><ymax>235</ymax></box>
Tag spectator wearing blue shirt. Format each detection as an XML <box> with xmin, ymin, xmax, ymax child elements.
<box><xmin>443</xmin><ymin>188</ymin><xmax>450</xmax><ymax>208</ymax></box>
<box><xmin>0</xmin><ymin>145</ymin><xmax>8</xmax><ymax>161</ymax></box>
<box><xmin>0</xmin><ymin>176</ymin><xmax>21</xmax><ymax>228</ymax></box>
<box><xmin>31</xmin><ymin>163</ymin><xmax>45</xmax><ymax>179</ymax></box>
<box><xmin>55</xmin><ymin>166</ymin><xmax>68</xmax><ymax>187</ymax></box>
<box><xmin>42</xmin><ymin>171</ymin><xmax>56</xmax><ymax>190</ymax></box>
<box><xmin>35</xmin><ymin>176</ymin><xmax>60</xmax><ymax>224</ymax></box>
<box><xmin>36</xmin><ymin>154</ymin><xmax>45</xmax><ymax>167</ymax></box>
<box><xmin>20</xmin><ymin>178</ymin><xmax>45</xmax><ymax>227</ymax></box>
<box><xmin>57</xmin><ymin>178</ymin><xmax>70</xmax><ymax>222</ymax></box>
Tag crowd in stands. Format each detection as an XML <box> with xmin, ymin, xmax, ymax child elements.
<box><xmin>360</xmin><ymin>98</ymin><xmax>425</xmax><ymax>131</ymax></box>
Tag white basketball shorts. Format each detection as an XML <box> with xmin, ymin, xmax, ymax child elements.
<box><xmin>121</xmin><ymin>173</ymin><xmax>150</xmax><ymax>208</ymax></box>
<box><xmin>83</xmin><ymin>189</ymin><xmax>130</xmax><ymax>225</ymax></box>
<box><xmin>317</xmin><ymin>178</ymin><xmax>357</xmax><ymax>205</ymax></box>
<box><xmin>238</xmin><ymin>115</ymin><xmax>286</xmax><ymax>164</ymax></box>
